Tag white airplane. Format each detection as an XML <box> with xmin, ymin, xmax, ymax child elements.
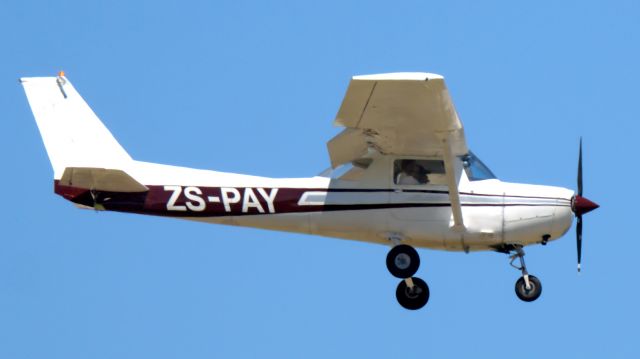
<box><xmin>21</xmin><ymin>72</ymin><xmax>598</xmax><ymax>310</ymax></box>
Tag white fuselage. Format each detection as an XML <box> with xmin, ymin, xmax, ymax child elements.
<box><xmin>79</xmin><ymin>155</ymin><xmax>575</xmax><ymax>253</ymax></box>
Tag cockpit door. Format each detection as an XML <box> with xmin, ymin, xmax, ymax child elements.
<box><xmin>389</xmin><ymin>158</ymin><xmax>450</xmax><ymax>222</ymax></box>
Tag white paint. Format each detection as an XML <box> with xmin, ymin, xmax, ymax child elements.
<box><xmin>21</xmin><ymin>76</ymin><xmax>132</xmax><ymax>179</ymax></box>
<box><xmin>297</xmin><ymin>191</ymin><xmax>327</xmax><ymax>206</ymax></box>
<box><xmin>184</xmin><ymin>186</ymin><xmax>205</xmax><ymax>212</ymax></box>
<box><xmin>257</xmin><ymin>188</ymin><xmax>278</xmax><ymax>213</ymax></box>
<box><xmin>221</xmin><ymin>188</ymin><xmax>241</xmax><ymax>212</ymax></box>
<box><xmin>242</xmin><ymin>188</ymin><xmax>265</xmax><ymax>213</ymax></box>
<box><xmin>164</xmin><ymin>185</ymin><xmax>186</xmax><ymax>211</ymax></box>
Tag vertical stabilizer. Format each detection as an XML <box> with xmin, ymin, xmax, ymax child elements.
<box><xmin>21</xmin><ymin>75</ymin><xmax>132</xmax><ymax>179</ymax></box>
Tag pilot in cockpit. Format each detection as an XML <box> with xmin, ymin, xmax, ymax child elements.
<box><xmin>396</xmin><ymin>160</ymin><xmax>430</xmax><ymax>185</ymax></box>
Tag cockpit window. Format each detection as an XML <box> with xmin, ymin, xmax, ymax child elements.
<box><xmin>394</xmin><ymin>159</ymin><xmax>445</xmax><ymax>185</ymax></box>
<box><xmin>461</xmin><ymin>151</ymin><xmax>496</xmax><ymax>181</ymax></box>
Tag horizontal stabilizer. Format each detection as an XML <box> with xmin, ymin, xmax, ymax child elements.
<box><xmin>59</xmin><ymin>167</ymin><xmax>148</xmax><ymax>192</ymax></box>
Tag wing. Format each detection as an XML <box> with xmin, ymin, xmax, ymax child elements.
<box><xmin>327</xmin><ymin>72</ymin><xmax>467</xmax><ymax>168</ymax></box>
<box><xmin>328</xmin><ymin>72</ymin><xmax>468</xmax><ymax>230</ymax></box>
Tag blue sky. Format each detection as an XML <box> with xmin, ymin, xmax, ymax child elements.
<box><xmin>1</xmin><ymin>0</ymin><xmax>637</xmax><ymax>357</ymax></box>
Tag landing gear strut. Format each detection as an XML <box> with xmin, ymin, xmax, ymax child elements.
<box><xmin>509</xmin><ymin>246</ymin><xmax>542</xmax><ymax>302</ymax></box>
<box><xmin>386</xmin><ymin>242</ymin><xmax>429</xmax><ymax>310</ymax></box>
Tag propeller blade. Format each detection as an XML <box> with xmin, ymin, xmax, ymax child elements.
<box><xmin>573</xmin><ymin>137</ymin><xmax>598</xmax><ymax>272</ymax></box>
<box><xmin>576</xmin><ymin>215</ymin><xmax>582</xmax><ymax>272</ymax></box>
<box><xmin>578</xmin><ymin>137</ymin><xmax>583</xmax><ymax>197</ymax></box>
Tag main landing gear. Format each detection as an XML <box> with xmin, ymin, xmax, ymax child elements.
<box><xmin>386</xmin><ymin>242</ymin><xmax>542</xmax><ymax>308</ymax></box>
<box><xmin>509</xmin><ymin>246</ymin><xmax>542</xmax><ymax>302</ymax></box>
<box><xmin>386</xmin><ymin>243</ymin><xmax>429</xmax><ymax>310</ymax></box>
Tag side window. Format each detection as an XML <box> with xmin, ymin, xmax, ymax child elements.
<box><xmin>394</xmin><ymin>159</ymin><xmax>446</xmax><ymax>185</ymax></box>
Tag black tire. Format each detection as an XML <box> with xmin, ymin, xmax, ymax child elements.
<box><xmin>396</xmin><ymin>277</ymin><xmax>430</xmax><ymax>310</ymax></box>
<box><xmin>386</xmin><ymin>244</ymin><xmax>420</xmax><ymax>278</ymax></box>
<box><xmin>515</xmin><ymin>275</ymin><xmax>542</xmax><ymax>302</ymax></box>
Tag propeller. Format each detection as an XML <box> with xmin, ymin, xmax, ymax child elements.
<box><xmin>571</xmin><ymin>138</ymin><xmax>599</xmax><ymax>272</ymax></box>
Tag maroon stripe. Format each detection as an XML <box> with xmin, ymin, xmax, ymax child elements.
<box><xmin>53</xmin><ymin>181</ymin><xmax>567</xmax><ymax>218</ymax></box>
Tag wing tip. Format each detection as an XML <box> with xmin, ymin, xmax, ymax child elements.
<box><xmin>353</xmin><ymin>72</ymin><xmax>444</xmax><ymax>81</ymax></box>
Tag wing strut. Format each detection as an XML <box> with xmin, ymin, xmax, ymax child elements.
<box><xmin>441</xmin><ymin>132</ymin><xmax>465</xmax><ymax>232</ymax></box>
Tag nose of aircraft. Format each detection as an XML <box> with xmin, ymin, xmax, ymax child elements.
<box><xmin>571</xmin><ymin>195</ymin><xmax>599</xmax><ymax>216</ymax></box>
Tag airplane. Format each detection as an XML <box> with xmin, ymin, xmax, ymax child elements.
<box><xmin>21</xmin><ymin>72</ymin><xmax>599</xmax><ymax>310</ymax></box>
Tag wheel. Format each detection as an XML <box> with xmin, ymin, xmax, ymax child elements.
<box><xmin>386</xmin><ymin>244</ymin><xmax>420</xmax><ymax>278</ymax></box>
<box><xmin>515</xmin><ymin>275</ymin><xmax>542</xmax><ymax>302</ymax></box>
<box><xmin>396</xmin><ymin>277</ymin><xmax>430</xmax><ymax>310</ymax></box>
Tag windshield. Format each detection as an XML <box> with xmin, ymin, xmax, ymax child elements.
<box><xmin>461</xmin><ymin>151</ymin><xmax>497</xmax><ymax>181</ymax></box>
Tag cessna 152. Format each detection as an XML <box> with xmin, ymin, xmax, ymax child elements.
<box><xmin>21</xmin><ymin>72</ymin><xmax>598</xmax><ymax>310</ymax></box>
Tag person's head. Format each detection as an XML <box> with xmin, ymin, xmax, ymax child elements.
<box><xmin>402</xmin><ymin>160</ymin><xmax>420</xmax><ymax>174</ymax></box>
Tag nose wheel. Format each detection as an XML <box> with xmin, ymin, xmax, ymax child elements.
<box><xmin>386</xmin><ymin>243</ymin><xmax>429</xmax><ymax>310</ymax></box>
<box><xmin>509</xmin><ymin>246</ymin><xmax>542</xmax><ymax>302</ymax></box>
<box><xmin>515</xmin><ymin>275</ymin><xmax>542</xmax><ymax>302</ymax></box>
